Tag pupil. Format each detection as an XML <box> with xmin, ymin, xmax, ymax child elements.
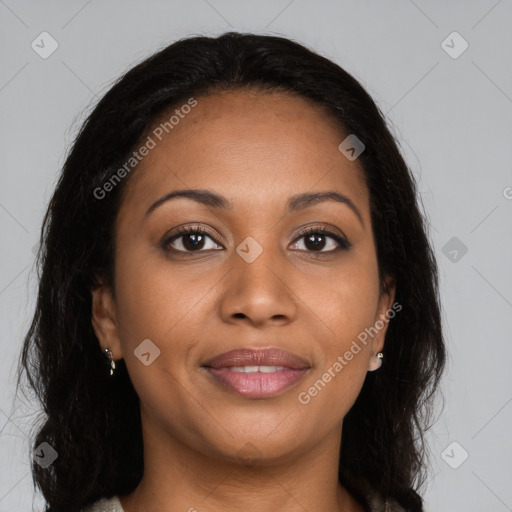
<box><xmin>184</xmin><ymin>233</ymin><xmax>204</xmax><ymax>250</ymax></box>
<box><xmin>305</xmin><ymin>234</ymin><xmax>325</xmax><ymax>251</ymax></box>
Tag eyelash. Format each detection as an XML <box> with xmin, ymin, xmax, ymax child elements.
<box><xmin>162</xmin><ymin>224</ymin><xmax>351</xmax><ymax>256</ymax></box>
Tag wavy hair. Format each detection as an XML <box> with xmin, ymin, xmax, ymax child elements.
<box><xmin>17</xmin><ymin>31</ymin><xmax>445</xmax><ymax>512</ymax></box>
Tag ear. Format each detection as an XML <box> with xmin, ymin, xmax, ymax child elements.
<box><xmin>91</xmin><ymin>283</ymin><xmax>123</xmax><ymax>361</ymax></box>
<box><xmin>368</xmin><ymin>275</ymin><xmax>397</xmax><ymax>371</ymax></box>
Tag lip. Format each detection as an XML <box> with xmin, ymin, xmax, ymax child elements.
<box><xmin>202</xmin><ymin>347</ymin><xmax>311</xmax><ymax>399</ymax></box>
<box><xmin>204</xmin><ymin>347</ymin><xmax>310</xmax><ymax>369</ymax></box>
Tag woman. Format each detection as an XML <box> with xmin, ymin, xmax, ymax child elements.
<box><xmin>17</xmin><ymin>32</ymin><xmax>445</xmax><ymax>512</ymax></box>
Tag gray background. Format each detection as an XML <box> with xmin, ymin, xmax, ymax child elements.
<box><xmin>1</xmin><ymin>1</ymin><xmax>511</xmax><ymax>510</ymax></box>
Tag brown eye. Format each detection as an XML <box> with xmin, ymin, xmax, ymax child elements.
<box><xmin>290</xmin><ymin>227</ymin><xmax>351</xmax><ymax>253</ymax></box>
<box><xmin>162</xmin><ymin>226</ymin><xmax>223</xmax><ymax>253</ymax></box>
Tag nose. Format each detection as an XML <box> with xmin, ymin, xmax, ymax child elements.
<box><xmin>219</xmin><ymin>243</ymin><xmax>297</xmax><ymax>328</ymax></box>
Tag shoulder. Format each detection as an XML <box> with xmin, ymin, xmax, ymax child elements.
<box><xmin>81</xmin><ymin>495</ymin><xmax>124</xmax><ymax>512</ymax></box>
<box><xmin>340</xmin><ymin>467</ymin><xmax>412</xmax><ymax>512</ymax></box>
<box><xmin>359</xmin><ymin>486</ymin><xmax>408</xmax><ymax>512</ymax></box>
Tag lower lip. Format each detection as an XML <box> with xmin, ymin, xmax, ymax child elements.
<box><xmin>204</xmin><ymin>367</ymin><xmax>309</xmax><ymax>398</ymax></box>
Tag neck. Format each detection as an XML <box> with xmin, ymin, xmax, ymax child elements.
<box><xmin>119</xmin><ymin>411</ymin><xmax>363</xmax><ymax>512</ymax></box>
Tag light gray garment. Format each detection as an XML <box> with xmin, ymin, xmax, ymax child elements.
<box><xmin>81</xmin><ymin>495</ymin><xmax>124</xmax><ymax>512</ymax></box>
<box><xmin>81</xmin><ymin>490</ymin><xmax>407</xmax><ymax>511</ymax></box>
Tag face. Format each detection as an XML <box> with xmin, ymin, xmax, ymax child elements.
<box><xmin>92</xmin><ymin>89</ymin><xmax>395</xmax><ymax>466</ymax></box>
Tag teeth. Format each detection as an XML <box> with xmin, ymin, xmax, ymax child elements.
<box><xmin>230</xmin><ymin>365</ymin><xmax>285</xmax><ymax>373</ymax></box>
<box><xmin>234</xmin><ymin>365</ymin><xmax>259</xmax><ymax>373</ymax></box>
<box><xmin>259</xmin><ymin>365</ymin><xmax>285</xmax><ymax>373</ymax></box>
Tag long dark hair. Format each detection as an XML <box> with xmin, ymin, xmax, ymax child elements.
<box><xmin>17</xmin><ymin>32</ymin><xmax>445</xmax><ymax>512</ymax></box>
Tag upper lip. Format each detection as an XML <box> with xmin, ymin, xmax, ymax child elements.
<box><xmin>203</xmin><ymin>347</ymin><xmax>311</xmax><ymax>369</ymax></box>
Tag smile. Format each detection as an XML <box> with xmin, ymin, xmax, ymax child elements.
<box><xmin>202</xmin><ymin>347</ymin><xmax>311</xmax><ymax>398</ymax></box>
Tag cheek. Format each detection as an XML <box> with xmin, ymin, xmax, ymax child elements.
<box><xmin>113</xmin><ymin>243</ymin><xmax>205</xmax><ymax>340</ymax></box>
<box><xmin>294</xmin><ymin>258</ymin><xmax>379</xmax><ymax>415</ymax></box>
<box><xmin>305</xmin><ymin>254</ymin><xmax>381</xmax><ymax>346</ymax></box>
<box><xmin>295</xmin><ymin>275</ymin><xmax>376</xmax><ymax>421</ymax></box>
<box><xmin>112</xmin><ymin>253</ymin><xmax>200</xmax><ymax>422</ymax></box>
<box><xmin>112</xmin><ymin>245</ymin><xmax>217</xmax><ymax>393</ymax></box>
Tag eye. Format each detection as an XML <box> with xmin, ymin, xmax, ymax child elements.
<box><xmin>162</xmin><ymin>225</ymin><xmax>223</xmax><ymax>253</ymax></box>
<box><xmin>162</xmin><ymin>225</ymin><xmax>351</xmax><ymax>255</ymax></box>
<box><xmin>290</xmin><ymin>226</ymin><xmax>351</xmax><ymax>253</ymax></box>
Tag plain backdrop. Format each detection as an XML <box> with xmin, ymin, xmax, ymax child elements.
<box><xmin>1</xmin><ymin>1</ymin><xmax>511</xmax><ymax>510</ymax></box>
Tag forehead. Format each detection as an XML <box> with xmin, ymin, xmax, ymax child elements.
<box><xmin>119</xmin><ymin>89</ymin><xmax>369</xmax><ymax>220</ymax></box>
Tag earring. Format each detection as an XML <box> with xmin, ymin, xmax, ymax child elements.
<box><xmin>368</xmin><ymin>352</ymin><xmax>383</xmax><ymax>372</ymax></box>
<box><xmin>104</xmin><ymin>348</ymin><xmax>116</xmax><ymax>376</ymax></box>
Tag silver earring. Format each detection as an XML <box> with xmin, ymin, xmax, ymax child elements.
<box><xmin>368</xmin><ymin>351</ymin><xmax>384</xmax><ymax>372</ymax></box>
<box><xmin>104</xmin><ymin>348</ymin><xmax>116</xmax><ymax>376</ymax></box>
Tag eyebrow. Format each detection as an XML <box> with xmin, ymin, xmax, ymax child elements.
<box><xmin>145</xmin><ymin>189</ymin><xmax>363</xmax><ymax>226</ymax></box>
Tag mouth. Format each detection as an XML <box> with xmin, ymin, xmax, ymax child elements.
<box><xmin>201</xmin><ymin>347</ymin><xmax>311</xmax><ymax>399</ymax></box>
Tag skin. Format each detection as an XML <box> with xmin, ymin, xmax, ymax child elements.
<box><xmin>91</xmin><ymin>89</ymin><xmax>396</xmax><ymax>512</ymax></box>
